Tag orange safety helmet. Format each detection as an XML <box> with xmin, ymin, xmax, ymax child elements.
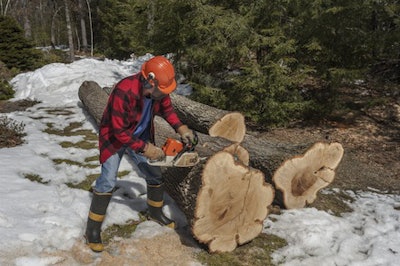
<box><xmin>141</xmin><ymin>56</ymin><xmax>177</xmax><ymax>94</ymax></box>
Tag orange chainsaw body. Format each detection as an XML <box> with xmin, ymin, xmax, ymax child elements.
<box><xmin>162</xmin><ymin>138</ymin><xmax>184</xmax><ymax>156</ymax></box>
<box><xmin>148</xmin><ymin>138</ymin><xmax>199</xmax><ymax>167</ymax></box>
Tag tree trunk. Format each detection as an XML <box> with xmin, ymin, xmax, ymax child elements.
<box><xmin>64</xmin><ymin>0</ymin><xmax>75</xmax><ymax>62</ymax></box>
<box><xmin>78</xmin><ymin>80</ymin><xmax>344</xmax><ymax>251</ymax></box>
<box><xmin>85</xmin><ymin>0</ymin><xmax>94</xmax><ymax>56</ymax></box>
<box><xmin>51</xmin><ymin>7</ymin><xmax>62</xmax><ymax>48</ymax></box>
<box><xmin>78</xmin><ymin>0</ymin><xmax>88</xmax><ymax>52</ymax></box>
<box><xmin>22</xmin><ymin>0</ymin><xmax>32</xmax><ymax>39</ymax></box>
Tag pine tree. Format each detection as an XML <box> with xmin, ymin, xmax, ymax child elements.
<box><xmin>0</xmin><ymin>16</ymin><xmax>42</xmax><ymax>71</ymax></box>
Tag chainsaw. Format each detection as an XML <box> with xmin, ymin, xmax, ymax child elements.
<box><xmin>147</xmin><ymin>138</ymin><xmax>200</xmax><ymax>167</ymax></box>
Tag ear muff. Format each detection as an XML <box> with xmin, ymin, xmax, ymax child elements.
<box><xmin>148</xmin><ymin>72</ymin><xmax>156</xmax><ymax>80</ymax></box>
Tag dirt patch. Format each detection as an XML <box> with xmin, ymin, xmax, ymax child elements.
<box><xmin>0</xmin><ymin>99</ymin><xmax>39</xmax><ymax>113</ymax></box>
<box><xmin>258</xmin><ymin>99</ymin><xmax>400</xmax><ymax>193</ymax></box>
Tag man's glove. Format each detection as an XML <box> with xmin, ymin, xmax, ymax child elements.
<box><xmin>143</xmin><ymin>143</ymin><xmax>165</xmax><ymax>161</ymax></box>
<box><xmin>177</xmin><ymin>125</ymin><xmax>198</xmax><ymax>146</ymax></box>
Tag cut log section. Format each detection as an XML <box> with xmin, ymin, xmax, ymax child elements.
<box><xmin>272</xmin><ymin>142</ymin><xmax>344</xmax><ymax>209</ymax></box>
<box><xmin>208</xmin><ymin>112</ymin><xmax>246</xmax><ymax>143</ymax></box>
<box><xmin>163</xmin><ymin>151</ymin><xmax>274</xmax><ymax>253</ymax></box>
<box><xmin>194</xmin><ymin>152</ymin><xmax>274</xmax><ymax>252</ymax></box>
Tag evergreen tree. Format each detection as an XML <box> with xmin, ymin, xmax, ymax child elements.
<box><xmin>91</xmin><ymin>0</ymin><xmax>400</xmax><ymax>125</ymax></box>
<box><xmin>0</xmin><ymin>16</ymin><xmax>42</xmax><ymax>71</ymax></box>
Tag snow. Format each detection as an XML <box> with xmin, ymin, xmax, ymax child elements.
<box><xmin>1</xmin><ymin>54</ymin><xmax>399</xmax><ymax>265</ymax></box>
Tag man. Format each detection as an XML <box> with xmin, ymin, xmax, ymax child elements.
<box><xmin>85</xmin><ymin>56</ymin><xmax>196</xmax><ymax>252</ymax></box>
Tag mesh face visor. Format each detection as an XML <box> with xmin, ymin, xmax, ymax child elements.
<box><xmin>143</xmin><ymin>76</ymin><xmax>167</xmax><ymax>100</ymax></box>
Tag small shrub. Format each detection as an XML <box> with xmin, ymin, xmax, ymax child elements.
<box><xmin>0</xmin><ymin>115</ymin><xmax>26</xmax><ymax>147</ymax></box>
<box><xmin>0</xmin><ymin>79</ymin><xmax>14</xmax><ymax>100</ymax></box>
<box><xmin>0</xmin><ymin>61</ymin><xmax>15</xmax><ymax>100</ymax></box>
<box><xmin>39</xmin><ymin>48</ymin><xmax>70</xmax><ymax>65</ymax></box>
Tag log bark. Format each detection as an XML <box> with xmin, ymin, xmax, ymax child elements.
<box><xmin>78</xmin><ymin>80</ymin><xmax>344</xmax><ymax>251</ymax></box>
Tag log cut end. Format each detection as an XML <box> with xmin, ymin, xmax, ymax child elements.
<box><xmin>208</xmin><ymin>112</ymin><xmax>246</xmax><ymax>143</ymax></box>
<box><xmin>78</xmin><ymin>81</ymin><xmax>109</xmax><ymax>125</ymax></box>
<box><xmin>192</xmin><ymin>151</ymin><xmax>274</xmax><ymax>253</ymax></box>
<box><xmin>223</xmin><ymin>143</ymin><xmax>250</xmax><ymax>166</ymax></box>
<box><xmin>272</xmin><ymin>142</ymin><xmax>344</xmax><ymax>209</ymax></box>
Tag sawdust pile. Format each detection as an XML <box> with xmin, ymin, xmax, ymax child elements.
<box><xmin>2</xmin><ymin>230</ymin><xmax>202</xmax><ymax>266</ymax></box>
<box><xmin>54</xmin><ymin>231</ymin><xmax>201</xmax><ymax>265</ymax></box>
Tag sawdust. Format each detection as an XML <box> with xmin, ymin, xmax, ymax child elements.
<box><xmin>41</xmin><ymin>230</ymin><xmax>202</xmax><ymax>266</ymax></box>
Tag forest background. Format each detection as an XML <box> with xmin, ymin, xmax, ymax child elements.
<box><xmin>0</xmin><ymin>0</ymin><xmax>399</xmax><ymax>127</ymax></box>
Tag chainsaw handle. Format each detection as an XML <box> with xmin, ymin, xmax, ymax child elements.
<box><xmin>181</xmin><ymin>130</ymin><xmax>198</xmax><ymax>151</ymax></box>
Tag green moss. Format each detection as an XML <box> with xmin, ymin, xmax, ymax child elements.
<box><xmin>102</xmin><ymin>219</ymin><xmax>143</xmax><ymax>244</ymax></box>
<box><xmin>84</xmin><ymin>133</ymin><xmax>98</xmax><ymax>142</ymax></box>
<box><xmin>59</xmin><ymin>140</ymin><xmax>97</xmax><ymax>150</ymax></box>
<box><xmin>196</xmin><ymin>233</ymin><xmax>287</xmax><ymax>266</ymax></box>
<box><xmin>44</xmin><ymin>122</ymin><xmax>96</xmax><ymax>138</ymax></box>
<box><xmin>53</xmin><ymin>158</ymin><xmax>82</xmax><ymax>166</ymax></box>
<box><xmin>66</xmin><ymin>173</ymin><xmax>98</xmax><ymax>190</ymax></box>
<box><xmin>43</xmin><ymin>120</ymin><xmax>98</xmax><ymax>150</ymax></box>
<box><xmin>117</xmin><ymin>170</ymin><xmax>130</xmax><ymax>178</ymax></box>
<box><xmin>84</xmin><ymin>155</ymin><xmax>99</xmax><ymax>163</ymax></box>
<box><xmin>23</xmin><ymin>173</ymin><xmax>49</xmax><ymax>184</ymax></box>
<box><xmin>66</xmin><ymin>170</ymin><xmax>130</xmax><ymax>190</ymax></box>
<box><xmin>45</xmin><ymin>108</ymin><xmax>75</xmax><ymax>116</ymax></box>
<box><xmin>52</xmin><ymin>158</ymin><xmax>98</xmax><ymax>169</ymax></box>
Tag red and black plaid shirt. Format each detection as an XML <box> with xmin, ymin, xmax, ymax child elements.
<box><xmin>98</xmin><ymin>73</ymin><xmax>182</xmax><ymax>164</ymax></box>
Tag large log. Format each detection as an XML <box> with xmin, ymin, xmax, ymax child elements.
<box><xmin>78</xmin><ymin>81</ymin><xmax>344</xmax><ymax>251</ymax></box>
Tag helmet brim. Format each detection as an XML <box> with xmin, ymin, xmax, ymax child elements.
<box><xmin>159</xmin><ymin>79</ymin><xmax>177</xmax><ymax>94</ymax></box>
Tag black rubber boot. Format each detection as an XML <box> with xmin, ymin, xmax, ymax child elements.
<box><xmin>85</xmin><ymin>190</ymin><xmax>112</xmax><ymax>252</ymax></box>
<box><xmin>147</xmin><ymin>183</ymin><xmax>176</xmax><ymax>229</ymax></box>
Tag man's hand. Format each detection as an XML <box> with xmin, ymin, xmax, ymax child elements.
<box><xmin>177</xmin><ymin>125</ymin><xmax>198</xmax><ymax>146</ymax></box>
<box><xmin>143</xmin><ymin>143</ymin><xmax>165</xmax><ymax>161</ymax></box>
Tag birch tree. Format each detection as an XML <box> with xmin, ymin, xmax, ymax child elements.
<box><xmin>64</xmin><ymin>0</ymin><xmax>74</xmax><ymax>61</ymax></box>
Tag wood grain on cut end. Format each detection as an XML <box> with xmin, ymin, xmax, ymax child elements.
<box><xmin>192</xmin><ymin>151</ymin><xmax>274</xmax><ymax>253</ymax></box>
<box><xmin>272</xmin><ymin>142</ymin><xmax>344</xmax><ymax>209</ymax></box>
<box><xmin>209</xmin><ymin>112</ymin><xmax>246</xmax><ymax>143</ymax></box>
<box><xmin>223</xmin><ymin>143</ymin><xmax>250</xmax><ymax>166</ymax></box>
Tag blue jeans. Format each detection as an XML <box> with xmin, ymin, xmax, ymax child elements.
<box><xmin>94</xmin><ymin>146</ymin><xmax>162</xmax><ymax>193</ymax></box>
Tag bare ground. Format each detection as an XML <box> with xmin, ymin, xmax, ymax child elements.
<box><xmin>259</xmin><ymin>100</ymin><xmax>400</xmax><ymax>193</ymax></box>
